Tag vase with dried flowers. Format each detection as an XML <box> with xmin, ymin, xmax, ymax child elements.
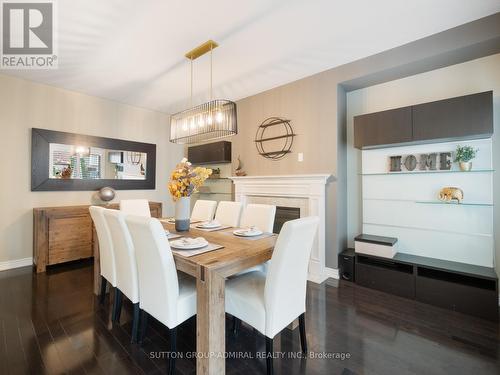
<box><xmin>168</xmin><ymin>158</ymin><xmax>212</xmax><ymax>231</ymax></box>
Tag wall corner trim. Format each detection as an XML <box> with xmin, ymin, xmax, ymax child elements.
<box><xmin>323</xmin><ymin>267</ymin><xmax>339</xmax><ymax>280</ymax></box>
<box><xmin>0</xmin><ymin>257</ymin><xmax>33</xmax><ymax>272</ymax></box>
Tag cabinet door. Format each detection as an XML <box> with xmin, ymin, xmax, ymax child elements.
<box><xmin>412</xmin><ymin>91</ymin><xmax>493</xmax><ymax>142</ymax></box>
<box><xmin>354</xmin><ymin>107</ymin><xmax>412</xmax><ymax>149</ymax></box>
<box><xmin>48</xmin><ymin>215</ymin><xmax>93</xmax><ymax>265</ymax></box>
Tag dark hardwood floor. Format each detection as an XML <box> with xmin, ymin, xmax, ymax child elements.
<box><xmin>0</xmin><ymin>260</ymin><xmax>499</xmax><ymax>375</ymax></box>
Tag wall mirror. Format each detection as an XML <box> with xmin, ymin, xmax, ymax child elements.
<box><xmin>32</xmin><ymin>128</ymin><xmax>156</xmax><ymax>191</ymax></box>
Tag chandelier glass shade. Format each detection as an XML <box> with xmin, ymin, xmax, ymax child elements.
<box><xmin>169</xmin><ymin>40</ymin><xmax>237</xmax><ymax>145</ymax></box>
<box><xmin>170</xmin><ymin>99</ymin><xmax>237</xmax><ymax>144</ymax></box>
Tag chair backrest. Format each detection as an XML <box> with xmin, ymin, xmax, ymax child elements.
<box><xmin>103</xmin><ymin>209</ymin><xmax>139</xmax><ymax>303</ymax></box>
<box><xmin>264</xmin><ymin>216</ymin><xmax>319</xmax><ymax>337</ymax></box>
<box><xmin>191</xmin><ymin>199</ymin><xmax>217</xmax><ymax>222</ymax></box>
<box><xmin>89</xmin><ymin>206</ymin><xmax>116</xmax><ymax>286</ymax></box>
<box><xmin>125</xmin><ymin>215</ymin><xmax>180</xmax><ymax>328</ymax></box>
<box><xmin>240</xmin><ymin>204</ymin><xmax>276</xmax><ymax>233</ymax></box>
<box><xmin>120</xmin><ymin>199</ymin><xmax>151</xmax><ymax>217</ymax></box>
<box><xmin>214</xmin><ymin>201</ymin><xmax>242</xmax><ymax>227</ymax></box>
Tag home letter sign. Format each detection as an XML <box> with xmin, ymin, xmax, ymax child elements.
<box><xmin>390</xmin><ymin>151</ymin><xmax>453</xmax><ymax>172</ymax></box>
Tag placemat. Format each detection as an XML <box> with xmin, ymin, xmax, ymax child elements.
<box><xmin>171</xmin><ymin>242</ymin><xmax>224</xmax><ymax>257</ymax></box>
<box><xmin>160</xmin><ymin>218</ymin><xmax>203</xmax><ymax>224</ymax></box>
<box><xmin>191</xmin><ymin>224</ymin><xmax>232</xmax><ymax>232</ymax></box>
<box><xmin>166</xmin><ymin>232</ymin><xmax>182</xmax><ymax>240</ymax></box>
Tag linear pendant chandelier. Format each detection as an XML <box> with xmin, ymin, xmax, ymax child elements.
<box><xmin>169</xmin><ymin>40</ymin><xmax>237</xmax><ymax>144</ymax></box>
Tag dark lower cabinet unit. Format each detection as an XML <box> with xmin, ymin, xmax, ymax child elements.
<box><xmin>355</xmin><ymin>253</ymin><xmax>499</xmax><ymax>321</ymax></box>
<box><xmin>355</xmin><ymin>255</ymin><xmax>415</xmax><ymax>299</ymax></box>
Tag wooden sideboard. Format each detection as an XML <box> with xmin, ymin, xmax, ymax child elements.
<box><xmin>33</xmin><ymin>202</ymin><xmax>162</xmax><ymax>273</ymax></box>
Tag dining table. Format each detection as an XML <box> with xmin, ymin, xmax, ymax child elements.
<box><xmin>93</xmin><ymin>219</ymin><xmax>277</xmax><ymax>375</ymax></box>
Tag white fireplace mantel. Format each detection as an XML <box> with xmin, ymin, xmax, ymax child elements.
<box><xmin>230</xmin><ymin>174</ymin><xmax>332</xmax><ymax>283</ymax></box>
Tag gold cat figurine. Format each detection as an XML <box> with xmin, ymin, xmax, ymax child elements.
<box><xmin>438</xmin><ymin>187</ymin><xmax>464</xmax><ymax>203</ymax></box>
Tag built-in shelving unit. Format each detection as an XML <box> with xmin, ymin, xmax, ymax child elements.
<box><xmin>194</xmin><ymin>192</ymin><xmax>232</xmax><ymax>196</ymax></box>
<box><xmin>415</xmin><ymin>201</ymin><xmax>493</xmax><ymax>207</ymax></box>
<box><xmin>189</xmin><ymin>163</ymin><xmax>234</xmax><ymax>210</ymax></box>
<box><xmin>361</xmin><ymin>169</ymin><xmax>494</xmax><ymax>176</ymax></box>
<box><xmin>361</xmin><ymin>138</ymin><xmax>494</xmax><ymax>268</ymax></box>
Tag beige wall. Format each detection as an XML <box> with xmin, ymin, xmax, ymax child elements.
<box><xmin>0</xmin><ymin>74</ymin><xmax>183</xmax><ymax>264</ymax></box>
<box><xmin>231</xmin><ymin>72</ymin><xmax>343</xmax><ymax>267</ymax></box>
<box><xmin>346</xmin><ymin>53</ymin><xmax>500</xmax><ymax>271</ymax></box>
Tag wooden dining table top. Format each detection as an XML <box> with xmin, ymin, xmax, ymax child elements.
<box><xmin>160</xmin><ymin>220</ymin><xmax>277</xmax><ymax>279</ymax></box>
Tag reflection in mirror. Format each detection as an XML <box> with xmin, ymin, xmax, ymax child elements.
<box><xmin>49</xmin><ymin>143</ymin><xmax>147</xmax><ymax>180</ymax></box>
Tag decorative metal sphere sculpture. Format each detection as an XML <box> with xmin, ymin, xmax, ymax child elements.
<box><xmin>255</xmin><ymin>117</ymin><xmax>295</xmax><ymax>160</ymax></box>
<box><xmin>98</xmin><ymin>187</ymin><xmax>116</xmax><ymax>202</ymax></box>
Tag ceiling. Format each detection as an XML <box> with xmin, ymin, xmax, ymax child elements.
<box><xmin>2</xmin><ymin>0</ymin><xmax>500</xmax><ymax>114</ymax></box>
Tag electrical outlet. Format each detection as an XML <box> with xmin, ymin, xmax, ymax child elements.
<box><xmin>298</xmin><ymin>152</ymin><xmax>304</xmax><ymax>162</ymax></box>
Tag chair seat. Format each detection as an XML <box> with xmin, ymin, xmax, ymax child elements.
<box><xmin>225</xmin><ymin>271</ymin><xmax>267</xmax><ymax>335</ymax></box>
<box><xmin>176</xmin><ymin>276</ymin><xmax>197</xmax><ymax>325</ymax></box>
<box><xmin>232</xmin><ymin>263</ymin><xmax>267</xmax><ymax>277</ymax></box>
<box><xmin>147</xmin><ymin>275</ymin><xmax>196</xmax><ymax>328</ymax></box>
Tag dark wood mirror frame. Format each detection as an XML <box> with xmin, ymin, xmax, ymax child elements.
<box><xmin>31</xmin><ymin>128</ymin><xmax>156</xmax><ymax>191</ymax></box>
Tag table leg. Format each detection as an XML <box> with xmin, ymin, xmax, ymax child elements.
<box><xmin>196</xmin><ymin>267</ymin><xmax>225</xmax><ymax>375</ymax></box>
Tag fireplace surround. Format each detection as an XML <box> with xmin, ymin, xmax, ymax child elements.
<box><xmin>230</xmin><ymin>174</ymin><xmax>333</xmax><ymax>283</ymax></box>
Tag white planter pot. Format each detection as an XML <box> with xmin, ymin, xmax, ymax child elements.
<box><xmin>459</xmin><ymin>161</ymin><xmax>472</xmax><ymax>171</ymax></box>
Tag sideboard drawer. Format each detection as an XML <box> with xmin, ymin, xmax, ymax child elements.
<box><xmin>48</xmin><ymin>216</ymin><xmax>93</xmax><ymax>264</ymax></box>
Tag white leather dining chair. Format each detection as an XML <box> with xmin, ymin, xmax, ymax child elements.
<box><xmin>235</xmin><ymin>203</ymin><xmax>276</xmax><ymax>275</ymax></box>
<box><xmin>240</xmin><ymin>203</ymin><xmax>276</xmax><ymax>233</ymax></box>
<box><xmin>125</xmin><ymin>215</ymin><xmax>197</xmax><ymax>375</ymax></box>
<box><xmin>119</xmin><ymin>199</ymin><xmax>151</xmax><ymax>217</ymax></box>
<box><xmin>225</xmin><ymin>216</ymin><xmax>319</xmax><ymax>375</ymax></box>
<box><xmin>103</xmin><ymin>209</ymin><xmax>141</xmax><ymax>343</ymax></box>
<box><xmin>191</xmin><ymin>199</ymin><xmax>217</xmax><ymax>222</ymax></box>
<box><xmin>89</xmin><ymin>206</ymin><xmax>116</xmax><ymax>305</ymax></box>
<box><xmin>214</xmin><ymin>201</ymin><xmax>242</xmax><ymax>227</ymax></box>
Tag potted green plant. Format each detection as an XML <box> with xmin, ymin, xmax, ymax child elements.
<box><xmin>454</xmin><ymin>145</ymin><xmax>478</xmax><ymax>171</ymax></box>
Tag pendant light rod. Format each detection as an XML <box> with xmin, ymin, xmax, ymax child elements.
<box><xmin>210</xmin><ymin>44</ymin><xmax>213</xmax><ymax>101</ymax></box>
<box><xmin>190</xmin><ymin>58</ymin><xmax>193</xmax><ymax>108</ymax></box>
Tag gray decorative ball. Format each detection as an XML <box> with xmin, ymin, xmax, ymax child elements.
<box><xmin>98</xmin><ymin>187</ymin><xmax>116</xmax><ymax>202</ymax></box>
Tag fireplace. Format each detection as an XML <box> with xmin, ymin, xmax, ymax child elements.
<box><xmin>230</xmin><ymin>174</ymin><xmax>332</xmax><ymax>283</ymax></box>
<box><xmin>273</xmin><ymin>206</ymin><xmax>300</xmax><ymax>233</ymax></box>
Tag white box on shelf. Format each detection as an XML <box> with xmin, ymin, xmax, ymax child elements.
<box><xmin>354</xmin><ymin>234</ymin><xmax>398</xmax><ymax>259</ymax></box>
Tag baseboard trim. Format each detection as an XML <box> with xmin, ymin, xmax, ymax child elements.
<box><xmin>0</xmin><ymin>257</ymin><xmax>33</xmax><ymax>272</ymax></box>
<box><xmin>323</xmin><ymin>267</ymin><xmax>339</xmax><ymax>280</ymax></box>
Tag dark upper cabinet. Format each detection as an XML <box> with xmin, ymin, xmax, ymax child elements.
<box><xmin>354</xmin><ymin>107</ymin><xmax>412</xmax><ymax>149</ymax></box>
<box><xmin>353</xmin><ymin>91</ymin><xmax>493</xmax><ymax>149</ymax></box>
<box><xmin>187</xmin><ymin>141</ymin><xmax>232</xmax><ymax>164</ymax></box>
<box><xmin>412</xmin><ymin>91</ymin><xmax>493</xmax><ymax>142</ymax></box>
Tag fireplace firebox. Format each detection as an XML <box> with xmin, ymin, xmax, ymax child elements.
<box><xmin>273</xmin><ymin>206</ymin><xmax>300</xmax><ymax>234</ymax></box>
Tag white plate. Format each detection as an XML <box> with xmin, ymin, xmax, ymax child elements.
<box><xmin>170</xmin><ymin>237</ymin><xmax>208</xmax><ymax>250</ymax></box>
<box><xmin>233</xmin><ymin>229</ymin><xmax>263</xmax><ymax>237</ymax></box>
<box><xmin>196</xmin><ymin>221</ymin><xmax>222</xmax><ymax>229</ymax></box>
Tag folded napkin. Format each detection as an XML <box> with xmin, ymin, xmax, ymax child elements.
<box><xmin>179</xmin><ymin>237</ymin><xmax>206</xmax><ymax>245</ymax></box>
